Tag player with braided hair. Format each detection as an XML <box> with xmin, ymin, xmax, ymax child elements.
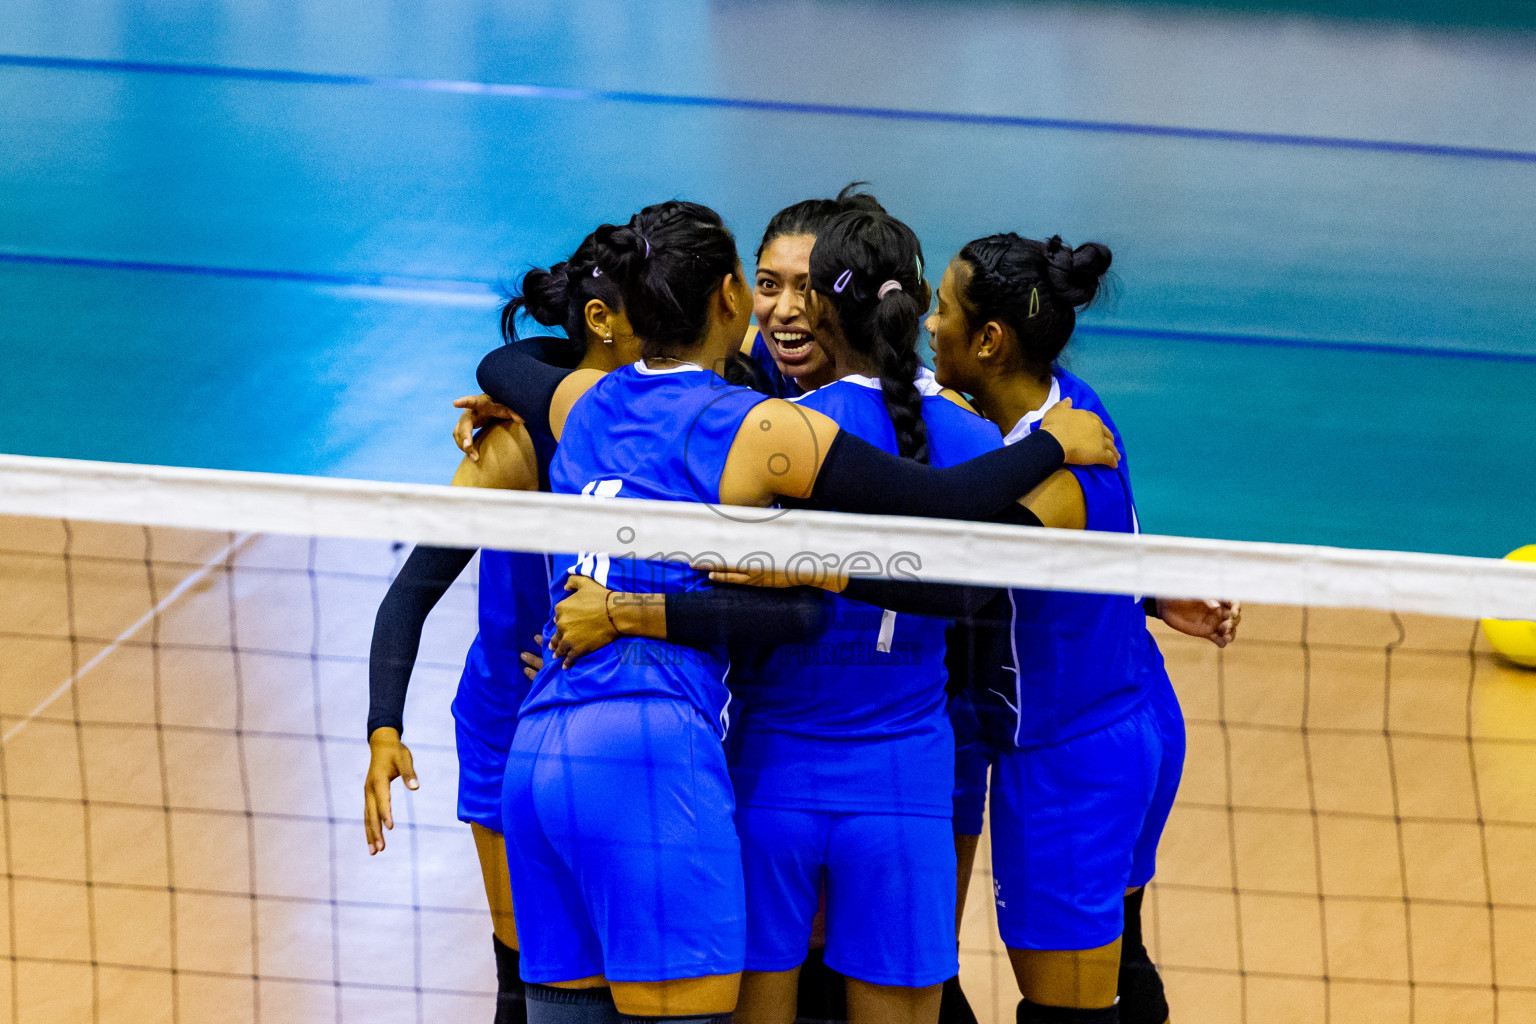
<box><xmin>479</xmin><ymin>199</ymin><xmax>1120</xmax><ymax>1024</ymax></box>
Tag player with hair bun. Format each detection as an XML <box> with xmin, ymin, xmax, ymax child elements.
<box><xmin>480</xmin><ymin>199</ymin><xmax>1121</xmax><ymax>1024</ymax></box>
<box><xmin>928</xmin><ymin>232</ymin><xmax>1237</xmax><ymax>1024</ymax></box>
<box><xmin>365</xmin><ymin>231</ymin><xmax>637</xmax><ymax>1024</ymax></box>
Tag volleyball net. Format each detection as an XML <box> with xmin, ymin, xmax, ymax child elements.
<box><xmin>1</xmin><ymin>453</ymin><xmax>1533</xmax><ymax>1024</ymax></box>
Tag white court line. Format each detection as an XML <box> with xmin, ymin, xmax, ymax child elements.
<box><xmin>1</xmin><ymin>533</ymin><xmax>250</xmax><ymax>744</ymax></box>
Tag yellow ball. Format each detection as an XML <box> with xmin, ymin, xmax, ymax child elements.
<box><xmin>1483</xmin><ymin>545</ymin><xmax>1536</xmax><ymax>669</ymax></box>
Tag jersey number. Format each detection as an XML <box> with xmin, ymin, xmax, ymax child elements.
<box><xmin>573</xmin><ymin>479</ymin><xmax>623</xmax><ymax>586</ymax></box>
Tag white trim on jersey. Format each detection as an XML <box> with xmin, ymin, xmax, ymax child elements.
<box><xmin>631</xmin><ymin>360</ymin><xmax>706</xmax><ymax>376</ymax></box>
<box><xmin>800</xmin><ymin>368</ymin><xmax>945</xmax><ymax>398</ymax></box>
<box><xmin>1001</xmin><ymin>376</ymin><xmax>1062</xmax><ymax>447</ymax></box>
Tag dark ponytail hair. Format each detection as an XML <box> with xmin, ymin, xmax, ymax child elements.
<box><xmin>499</xmin><ymin>232</ymin><xmax>623</xmax><ymax>361</ymax></box>
<box><xmin>593</xmin><ymin>201</ymin><xmax>740</xmax><ymax>360</ymax></box>
<box><xmin>755</xmin><ymin>183</ymin><xmax>886</xmax><ymax>261</ymax></box>
<box><xmin>955</xmin><ymin>233</ymin><xmax>1112</xmax><ymax>379</ymax></box>
<box><xmin>808</xmin><ymin>209</ymin><xmax>932</xmax><ymax>463</ymax></box>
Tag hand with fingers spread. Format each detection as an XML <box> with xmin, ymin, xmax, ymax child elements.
<box><xmin>521</xmin><ymin>634</ymin><xmax>545</xmax><ymax>682</ymax></box>
<box><xmin>550</xmin><ymin>576</ymin><xmax>624</xmax><ymax>667</ymax></box>
<box><xmin>1156</xmin><ymin>598</ymin><xmax>1242</xmax><ymax>648</ymax></box>
<box><xmin>452</xmin><ymin>393</ymin><xmax>522</xmax><ymax>462</ymax></box>
<box><xmin>363</xmin><ymin>727</ymin><xmax>418</xmax><ymax>855</ymax></box>
<box><xmin>1039</xmin><ymin>398</ymin><xmax>1120</xmax><ymax>469</ymax></box>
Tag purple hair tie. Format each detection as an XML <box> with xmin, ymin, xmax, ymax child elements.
<box><xmin>833</xmin><ymin>269</ymin><xmax>853</xmax><ymax>294</ymax></box>
<box><xmin>640</xmin><ymin>236</ymin><xmax>652</xmax><ymax>259</ymax></box>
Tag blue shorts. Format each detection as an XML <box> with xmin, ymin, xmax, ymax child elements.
<box><xmin>989</xmin><ymin>683</ymin><xmax>1185</xmax><ymax>951</ymax></box>
<box><xmin>501</xmin><ymin>697</ymin><xmax>745</xmax><ymax>984</ymax></box>
<box><xmin>450</xmin><ymin>637</ymin><xmax>526</xmax><ymax>834</ymax></box>
<box><xmin>455</xmin><ymin>717</ymin><xmax>510</xmax><ymax>833</ymax></box>
<box><xmin>949</xmin><ymin>691</ymin><xmax>991</xmax><ymax>837</ymax></box>
<box><xmin>737</xmin><ymin>805</ymin><xmax>957</xmax><ymax>987</ymax></box>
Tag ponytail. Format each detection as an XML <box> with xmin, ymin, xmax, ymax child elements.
<box><xmin>499</xmin><ymin>232</ymin><xmax>623</xmax><ymax>360</ymax></box>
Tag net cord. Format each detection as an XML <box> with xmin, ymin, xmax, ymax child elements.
<box><xmin>2</xmin><ymin>453</ymin><xmax>1533</xmax><ymax>620</ymax></box>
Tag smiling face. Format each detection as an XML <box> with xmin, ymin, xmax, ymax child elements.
<box><xmin>754</xmin><ymin>233</ymin><xmax>836</xmax><ymax>390</ymax></box>
<box><xmin>925</xmin><ymin>259</ymin><xmax>985</xmax><ymax>394</ymax></box>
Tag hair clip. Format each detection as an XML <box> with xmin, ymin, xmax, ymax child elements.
<box><xmin>1028</xmin><ymin>286</ymin><xmax>1040</xmax><ymax>319</ymax></box>
<box><xmin>639</xmin><ymin>236</ymin><xmax>652</xmax><ymax>259</ymax></box>
<box><xmin>592</xmin><ymin>266</ymin><xmax>602</xmax><ymax>278</ymax></box>
<box><xmin>877</xmin><ymin>280</ymin><xmax>903</xmax><ymax>299</ymax></box>
<box><xmin>833</xmin><ymin>269</ymin><xmax>853</xmax><ymax>294</ymax></box>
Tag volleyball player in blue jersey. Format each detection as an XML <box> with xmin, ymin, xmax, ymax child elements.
<box><xmin>926</xmin><ymin>233</ymin><xmax>1226</xmax><ymax>1024</ymax></box>
<box><xmin>722</xmin><ymin>207</ymin><xmax>1013</xmax><ymax>1024</ymax></box>
<box><xmin>484</xmin><ymin>201</ymin><xmax>1120</xmax><ymax>1024</ymax></box>
<box><xmin>370</xmin><ymin>226</ymin><xmax>846</xmax><ymax>1024</ymax></box>
<box><xmin>743</xmin><ymin>187</ymin><xmax>885</xmax><ymax>398</ymax></box>
<box><xmin>364</xmin><ymin>235</ymin><xmax>639</xmax><ymax>1024</ymax></box>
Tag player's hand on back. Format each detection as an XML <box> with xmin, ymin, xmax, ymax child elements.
<box><xmin>1039</xmin><ymin>398</ymin><xmax>1120</xmax><ymax>469</ymax></box>
<box><xmin>451</xmin><ymin>393</ymin><xmax>522</xmax><ymax>462</ymax></box>
<box><xmin>550</xmin><ymin>576</ymin><xmax>622</xmax><ymax>667</ymax></box>
<box><xmin>1156</xmin><ymin>598</ymin><xmax>1241</xmax><ymax>648</ymax></box>
<box><xmin>521</xmin><ymin>635</ymin><xmax>545</xmax><ymax>681</ymax></box>
<box><xmin>363</xmin><ymin>728</ymin><xmax>418</xmax><ymax>855</ymax></box>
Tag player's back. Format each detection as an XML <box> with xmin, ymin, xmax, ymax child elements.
<box><xmin>525</xmin><ymin>362</ymin><xmax>768</xmax><ymax>737</ymax></box>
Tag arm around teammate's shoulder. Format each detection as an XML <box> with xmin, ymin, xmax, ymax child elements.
<box><xmin>717</xmin><ymin>396</ymin><xmax>1117</xmax><ymax>521</ymax></box>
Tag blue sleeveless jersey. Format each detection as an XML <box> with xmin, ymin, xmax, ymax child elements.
<box><xmin>729</xmin><ymin>374</ymin><xmax>1004</xmax><ymax>816</ymax></box>
<box><xmin>451</xmin><ymin>421</ymin><xmax>559</xmax><ymax>748</ymax></box>
<box><xmin>746</xmin><ymin>329</ymin><xmax>803</xmax><ymax>398</ymax></box>
<box><xmin>522</xmin><ymin>362</ymin><xmax>770</xmax><ymax>735</ymax></box>
<box><xmin>986</xmin><ymin>369</ymin><xmax>1171</xmax><ymax>748</ymax></box>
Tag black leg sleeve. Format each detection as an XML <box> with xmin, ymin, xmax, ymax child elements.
<box><xmin>664</xmin><ymin>586</ymin><xmax>833</xmax><ymax>649</ymax></box>
<box><xmin>476</xmin><ymin>338</ymin><xmax>579</xmax><ymax>432</ymax></box>
<box><xmin>807</xmin><ymin>429</ymin><xmax>1064</xmax><ymax>522</ymax></box>
<box><xmin>367</xmin><ymin>545</ymin><xmax>476</xmax><ymax>737</ymax></box>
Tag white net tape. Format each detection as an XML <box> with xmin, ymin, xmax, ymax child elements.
<box><xmin>2</xmin><ymin>453</ymin><xmax>1533</xmax><ymax>620</ymax></box>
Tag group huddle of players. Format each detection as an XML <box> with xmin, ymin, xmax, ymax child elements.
<box><xmin>364</xmin><ymin>186</ymin><xmax>1241</xmax><ymax>1024</ymax></box>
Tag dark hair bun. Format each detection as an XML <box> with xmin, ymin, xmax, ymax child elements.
<box><xmin>1043</xmin><ymin>236</ymin><xmax>1112</xmax><ymax>308</ymax></box>
<box><xmin>519</xmin><ymin>263</ymin><xmax>571</xmax><ymax>327</ymax></box>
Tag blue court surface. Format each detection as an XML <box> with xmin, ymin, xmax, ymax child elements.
<box><xmin>2</xmin><ymin>0</ymin><xmax>1533</xmax><ymax>557</ymax></box>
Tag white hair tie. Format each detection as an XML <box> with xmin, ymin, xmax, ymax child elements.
<box><xmin>877</xmin><ymin>280</ymin><xmax>903</xmax><ymax>299</ymax></box>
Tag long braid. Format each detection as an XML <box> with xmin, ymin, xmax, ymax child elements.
<box><xmin>871</xmin><ymin>290</ymin><xmax>929</xmax><ymax>462</ymax></box>
<box><xmin>807</xmin><ymin>207</ymin><xmax>934</xmax><ymax>462</ymax></box>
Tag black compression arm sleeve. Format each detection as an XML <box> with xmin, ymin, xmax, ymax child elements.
<box><xmin>836</xmin><ymin>506</ymin><xmax>1042</xmax><ymax>618</ymax></box>
<box><xmin>807</xmin><ymin>429</ymin><xmax>1065</xmax><ymax>522</ymax></box>
<box><xmin>475</xmin><ymin>339</ymin><xmax>577</xmax><ymax>432</ymax></box>
<box><xmin>368</xmin><ymin>545</ymin><xmax>476</xmax><ymax>737</ymax></box>
<box><xmin>839</xmin><ymin>578</ymin><xmax>999</xmax><ymax>620</ymax></box>
<box><xmin>665</xmin><ymin>586</ymin><xmax>832</xmax><ymax>649</ymax></box>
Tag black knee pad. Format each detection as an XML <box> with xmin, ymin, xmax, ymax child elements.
<box><xmin>525</xmin><ymin>983</ymin><xmax>619</xmax><ymax>1024</ymax></box>
<box><xmin>796</xmin><ymin>947</ymin><xmax>848</xmax><ymax>1023</ymax></box>
<box><xmin>493</xmin><ymin>937</ymin><xmax>527</xmax><ymax>1024</ymax></box>
<box><xmin>939</xmin><ymin>975</ymin><xmax>979</xmax><ymax>1024</ymax></box>
<box><xmin>1016</xmin><ymin>998</ymin><xmax>1119</xmax><ymax>1023</ymax></box>
<box><xmin>1118</xmin><ymin>890</ymin><xmax>1168</xmax><ymax>1024</ymax></box>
